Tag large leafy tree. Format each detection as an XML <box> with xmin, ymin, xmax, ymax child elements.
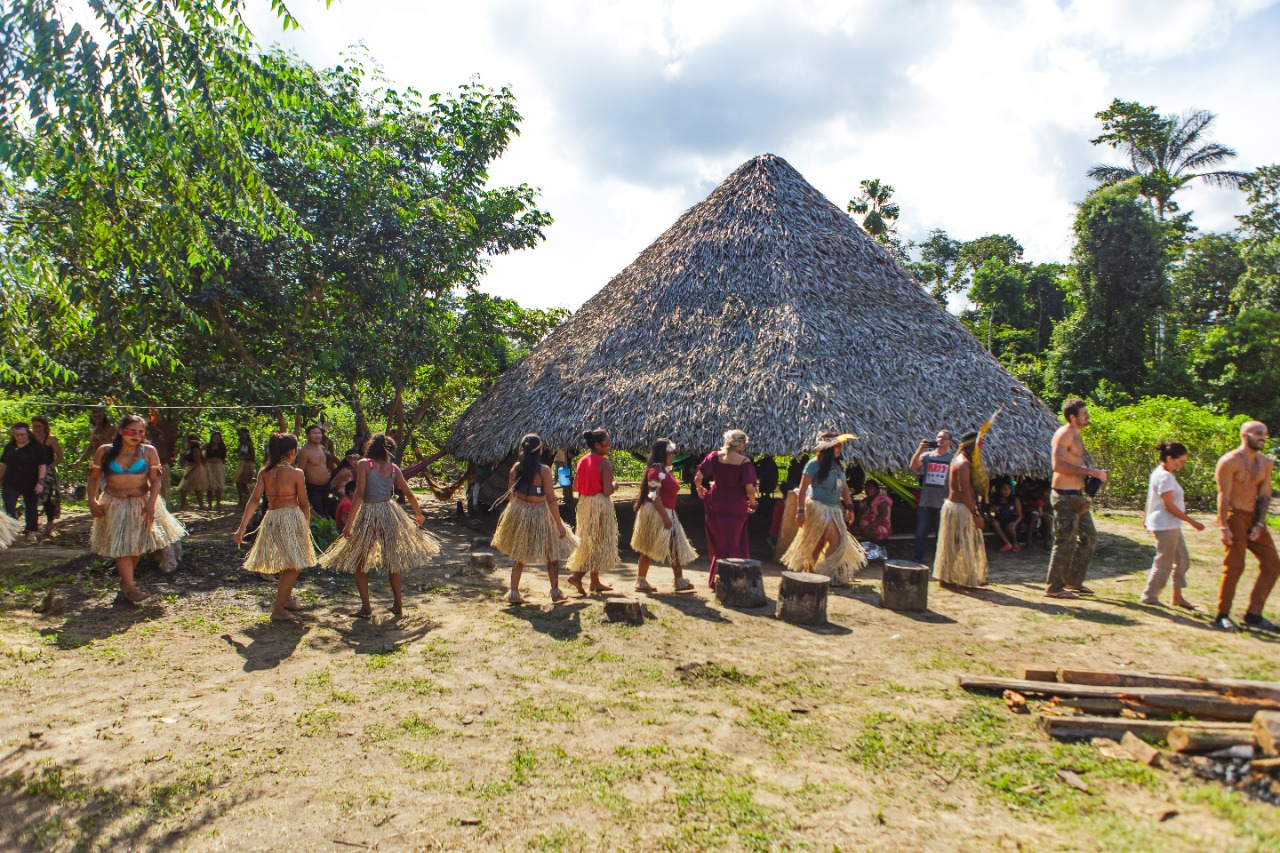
<box><xmin>1235</xmin><ymin>164</ymin><xmax>1280</xmax><ymax>311</ymax></box>
<box><xmin>1194</xmin><ymin>309</ymin><xmax>1280</xmax><ymax>427</ymax></box>
<box><xmin>1087</xmin><ymin>99</ymin><xmax>1250</xmax><ymax>221</ymax></box>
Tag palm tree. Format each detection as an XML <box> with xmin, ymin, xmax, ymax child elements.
<box><xmin>847</xmin><ymin>179</ymin><xmax>900</xmax><ymax>240</ymax></box>
<box><xmin>1088</xmin><ymin>101</ymin><xmax>1250</xmax><ymax>220</ymax></box>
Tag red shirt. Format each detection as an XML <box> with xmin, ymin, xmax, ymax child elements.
<box><xmin>334</xmin><ymin>496</ymin><xmax>353</xmax><ymax>531</ymax></box>
<box><xmin>576</xmin><ymin>453</ymin><xmax>606</xmax><ymax>496</ymax></box>
<box><xmin>647</xmin><ymin>466</ymin><xmax>679</xmax><ymax>510</ymax></box>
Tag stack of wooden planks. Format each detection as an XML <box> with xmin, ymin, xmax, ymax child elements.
<box><xmin>959</xmin><ymin>668</ymin><xmax>1280</xmax><ymax>761</ymax></box>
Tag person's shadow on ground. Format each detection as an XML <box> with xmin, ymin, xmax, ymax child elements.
<box><xmin>221</xmin><ymin>622</ymin><xmax>309</xmax><ymax>671</ymax></box>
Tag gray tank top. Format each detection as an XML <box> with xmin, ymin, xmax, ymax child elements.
<box><xmin>364</xmin><ymin>464</ymin><xmax>396</xmax><ymax>502</ymax></box>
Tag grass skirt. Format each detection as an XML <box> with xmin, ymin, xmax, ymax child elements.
<box><xmin>178</xmin><ymin>464</ymin><xmax>208</xmax><ymax>493</ymax></box>
<box><xmin>566</xmin><ymin>493</ymin><xmax>620</xmax><ymax>573</ymax></box>
<box><xmin>934</xmin><ymin>499</ymin><xmax>988</xmax><ymax>587</ymax></box>
<box><xmin>773</xmin><ymin>490</ymin><xmax>800</xmax><ymax>562</ymax></box>
<box><xmin>0</xmin><ymin>511</ymin><xmax>24</xmax><ymax>548</ymax></box>
<box><xmin>243</xmin><ymin>506</ymin><xmax>316</xmax><ymax>574</ymax></box>
<box><xmin>203</xmin><ymin>459</ymin><xmax>226</xmax><ymax>491</ymax></box>
<box><xmin>90</xmin><ymin>494</ymin><xmax>187</xmax><ymax>559</ymax></box>
<box><xmin>631</xmin><ymin>501</ymin><xmax>698</xmax><ymax>566</ymax></box>
<box><xmin>234</xmin><ymin>460</ymin><xmax>255</xmax><ymax>486</ymax></box>
<box><xmin>318</xmin><ymin>500</ymin><xmax>440</xmax><ymax>575</ymax></box>
<box><xmin>493</xmin><ymin>498</ymin><xmax>579</xmax><ymax>566</ymax></box>
<box><xmin>780</xmin><ymin>499</ymin><xmax>866</xmax><ymax>586</ymax></box>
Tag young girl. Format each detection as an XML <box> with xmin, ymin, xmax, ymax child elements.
<box><xmin>87</xmin><ymin>414</ymin><xmax>187</xmax><ymax>603</ymax></box>
<box><xmin>203</xmin><ymin>431</ymin><xmax>228</xmax><ymax>509</ymax></box>
<box><xmin>492</xmin><ymin>433</ymin><xmax>579</xmax><ymax>604</ymax></box>
<box><xmin>852</xmin><ymin>479</ymin><xmax>893</xmax><ymax>543</ymax></box>
<box><xmin>782</xmin><ymin>432</ymin><xmax>866</xmax><ymax>586</ymax></box>
<box><xmin>177</xmin><ymin>435</ymin><xmax>206</xmax><ymax>510</ymax></box>
<box><xmin>631</xmin><ymin>438</ymin><xmax>697</xmax><ymax>594</ymax></box>
<box><xmin>318</xmin><ymin>434</ymin><xmax>439</xmax><ymax>617</ymax></box>
<box><xmin>990</xmin><ymin>479</ymin><xmax>1023</xmax><ymax>553</ymax></box>
<box><xmin>566</xmin><ymin>428</ymin><xmax>619</xmax><ymax>595</ymax></box>
<box><xmin>234</xmin><ymin>433</ymin><xmax>315</xmax><ymax>621</ymax></box>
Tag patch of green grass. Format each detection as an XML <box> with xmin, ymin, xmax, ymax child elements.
<box><xmin>675</xmin><ymin>661</ymin><xmax>757</xmax><ymax>686</ymax></box>
<box><xmin>376</xmin><ymin>676</ymin><xmax>442</xmax><ymax>696</ymax></box>
<box><xmin>398</xmin><ymin>712</ymin><xmax>441</xmax><ymax>738</ymax></box>
<box><xmin>741</xmin><ymin>706</ymin><xmax>828</xmax><ymax>752</ymax></box>
<box><xmin>530</xmin><ymin>825</ymin><xmax>576</xmax><ymax>852</ymax></box>
<box><xmin>476</xmin><ymin>747</ymin><xmax>541</xmax><ymax>799</ymax></box>
<box><xmin>512</xmin><ymin>697</ymin><xmax>581</xmax><ymax>724</ymax></box>
<box><xmin>1182</xmin><ymin>785</ymin><xmax>1280</xmax><ymax>850</ymax></box>
<box><xmin>296</xmin><ymin>708</ymin><xmax>339</xmax><ymax>737</ymax></box>
<box><xmin>22</xmin><ymin>763</ymin><xmax>87</xmax><ymax>802</ymax></box>
<box><xmin>175</xmin><ymin>613</ymin><xmax>222</xmax><ymax>634</ymax></box>
<box><xmin>420</xmin><ymin>639</ymin><xmax>451</xmax><ymax>671</ymax></box>
<box><xmin>146</xmin><ymin>767</ymin><xmax>216</xmax><ymax>817</ymax></box>
<box><xmin>399</xmin><ymin>751</ymin><xmax>448</xmax><ymax>773</ymax></box>
<box><xmin>302</xmin><ymin>668</ymin><xmax>333</xmax><ymax>691</ymax></box>
<box><xmin>364</xmin><ymin>646</ymin><xmax>404</xmax><ymax>670</ymax></box>
<box><xmin>328</xmin><ymin>689</ymin><xmax>359</xmax><ymax>705</ymax></box>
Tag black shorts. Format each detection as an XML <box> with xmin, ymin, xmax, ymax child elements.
<box><xmin>306</xmin><ymin>482</ymin><xmax>331</xmax><ymax>518</ymax></box>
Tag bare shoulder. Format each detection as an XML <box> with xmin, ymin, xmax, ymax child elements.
<box><xmin>1051</xmin><ymin>425</ymin><xmax>1070</xmax><ymax>444</ymax></box>
<box><xmin>142</xmin><ymin>443</ymin><xmax>161</xmax><ymax>464</ymax></box>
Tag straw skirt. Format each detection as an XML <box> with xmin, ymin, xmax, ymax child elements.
<box><xmin>234</xmin><ymin>460</ymin><xmax>255</xmax><ymax>486</ymax></box>
<box><xmin>631</xmin><ymin>501</ymin><xmax>698</xmax><ymax>566</ymax></box>
<box><xmin>243</xmin><ymin>506</ymin><xmax>316</xmax><ymax>574</ymax></box>
<box><xmin>781</xmin><ymin>499</ymin><xmax>866</xmax><ymax>586</ymax></box>
<box><xmin>493</xmin><ymin>498</ymin><xmax>579</xmax><ymax>566</ymax></box>
<box><xmin>566</xmin><ymin>493</ymin><xmax>620</xmax><ymax>573</ymax></box>
<box><xmin>0</xmin><ymin>511</ymin><xmax>24</xmax><ymax>548</ymax></box>
<box><xmin>773</xmin><ymin>490</ymin><xmax>800</xmax><ymax>561</ymax></box>
<box><xmin>90</xmin><ymin>494</ymin><xmax>187</xmax><ymax>558</ymax></box>
<box><xmin>178</xmin><ymin>464</ymin><xmax>208</xmax><ymax>493</ymax></box>
<box><xmin>934</xmin><ymin>499</ymin><xmax>988</xmax><ymax>587</ymax></box>
<box><xmin>203</xmin><ymin>459</ymin><xmax>226</xmax><ymax>491</ymax></box>
<box><xmin>318</xmin><ymin>500</ymin><xmax>440</xmax><ymax>575</ymax></box>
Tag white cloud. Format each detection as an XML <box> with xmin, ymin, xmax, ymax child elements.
<box><xmin>247</xmin><ymin>0</ymin><xmax>1280</xmax><ymax>309</ymax></box>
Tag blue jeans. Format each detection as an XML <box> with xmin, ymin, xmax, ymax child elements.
<box><xmin>914</xmin><ymin>505</ymin><xmax>941</xmax><ymax>562</ymax></box>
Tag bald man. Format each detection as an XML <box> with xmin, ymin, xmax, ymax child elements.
<box><xmin>1213</xmin><ymin>420</ymin><xmax>1279</xmax><ymax>632</ymax></box>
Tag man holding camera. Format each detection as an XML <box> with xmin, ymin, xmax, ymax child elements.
<box><xmin>1046</xmin><ymin>399</ymin><xmax>1107</xmax><ymax>599</ymax></box>
<box><xmin>909</xmin><ymin>429</ymin><xmax>955</xmax><ymax>563</ymax></box>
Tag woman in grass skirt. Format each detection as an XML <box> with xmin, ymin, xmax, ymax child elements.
<box><xmin>493</xmin><ymin>433</ymin><xmax>579</xmax><ymax>604</ymax></box>
<box><xmin>318</xmin><ymin>433</ymin><xmax>439</xmax><ymax>617</ymax></box>
<box><xmin>233</xmin><ymin>427</ymin><xmax>257</xmax><ymax>507</ymax></box>
<box><xmin>632</xmin><ymin>438</ymin><xmax>697</xmax><ymax>593</ymax></box>
<box><xmin>87</xmin><ymin>414</ymin><xmax>187</xmax><ymax>604</ymax></box>
<box><xmin>782</xmin><ymin>431</ymin><xmax>866</xmax><ymax>587</ymax></box>
<box><xmin>934</xmin><ymin>432</ymin><xmax>988</xmax><ymax>588</ymax></box>
<box><xmin>566</xmin><ymin>428</ymin><xmax>619</xmax><ymax>595</ymax></box>
<box><xmin>202</xmin><ymin>430</ymin><xmax>228</xmax><ymax>509</ymax></box>
<box><xmin>177</xmin><ymin>435</ymin><xmax>206</xmax><ymax>510</ymax></box>
<box><xmin>234</xmin><ymin>433</ymin><xmax>315</xmax><ymax>621</ymax></box>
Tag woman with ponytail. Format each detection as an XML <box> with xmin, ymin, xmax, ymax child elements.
<box><xmin>86</xmin><ymin>414</ymin><xmax>187</xmax><ymax>603</ymax></box>
<box><xmin>1141</xmin><ymin>440</ymin><xmax>1204</xmax><ymax>609</ymax></box>
<box><xmin>234</xmin><ymin>433</ymin><xmax>315</xmax><ymax>621</ymax></box>
<box><xmin>566</xmin><ymin>428</ymin><xmax>619</xmax><ymax>594</ymax></box>
<box><xmin>782</xmin><ymin>431</ymin><xmax>866</xmax><ymax>586</ymax></box>
<box><xmin>492</xmin><ymin>434</ymin><xmax>579</xmax><ymax>604</ymax></box>
<box><xmin>318</xmin><ymin>433</ymin><xmax>439</xmax><ymax>617</ymax></box>
<box><xmin>632</xmin><ymin>438</ymin><xmax>698</xmax><ymax>593</ymax></box>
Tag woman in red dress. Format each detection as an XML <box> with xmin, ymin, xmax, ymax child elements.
<box><xmin>694</xmin><ymin>429</ymin><xmax>758</xmax><ymax>589</ymax></box>
<box><xmin>632</xmin><ymin>438</ymin><xmax>697</xmax><ymax>594</ymax></box>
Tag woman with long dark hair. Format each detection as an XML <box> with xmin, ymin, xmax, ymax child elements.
<box><xmin>782</xmin><ymin>431</ymin><xmax>865</xmax><ymax>586</ymax></box>
<box><xmin>318</xmin><ymin>433</ymin><xmax>439</xmax><ymax>617</ymax></box>
<box><xmin>492</xmin><ymin>434</ymin><xmax>579</xmax><ymax>604</ymax></box>
<box><xmin>87</xmin><ymin>414</ymin><xmax>187</xmax><ymax>603</ymax></box>
<box><xmin>233</xmin><ymin>427</ymin><xmax>256</xmax><ymax>507</ymax></box>
<box><xmin>203</xmin><ymin>430</ymin><xmax>227</xmax><ymax>509</ymax></box>
<box><xmin>1142</xmin><ymin>440</ymin><xmax>1205</xmax><ymax>609</ymax></box>
<box><xmin>566</xmin><ymin>428</ymin><xmax>619</xmax><ymax>594</ymax></box>
<box><xmin>30</xmin><ymin>416</ymin><xmax>63</xmax><ymax>540</ymax></box>
<box><xmin>177</xmin><ymin>435</ymin><xmax>206</xmax><ymax>510</ymax></box>
<box><xmin>632</xmin><ymin>437</ymin><xmax>697</xmax><ymax>593</ymax></box>
<box><xmin>694</xmin><ymin>429</ymin><xmax>759</xmax><ymax>589</ymax></box>
<box><xmin>234</xmin><ymin>433</ymin><xmax>315</xmax><ymax>621</ymax></box>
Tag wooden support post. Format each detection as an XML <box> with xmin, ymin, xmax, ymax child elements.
<box><xmin>1254</xmin><ymin>710</ymin><xmax>1280</xmax><ymax>756</ymax></box>
<box><xmin>776</xmin><ymin>571</ymin><xmax>829</xmax><ymax>626</ymax></box>
<box><xmin>469</xmin><ymin>552</ymin><xmax>495</xmax><ymax>570</ymax></box>
<box><xmin>880</xmin><ymin>560</ymin><xmax>929</xmax><ymax>612</ymax></box>
<box><xmin>714</xmin><ymin>558</ymin><xmax>767</xmax><ymax>608</ymax></box>
<box><xmin>471</xmin><ymin>536</ymin><xmax>491</xmax><ymax>549</ymax></box>
<box><xmin>604</xmin><ymin>597</ymin><xmax>644</xmax><ymax>626</ymax></box>
<box><xmin>1168</xmin><ymin>727</ymin><xmax>1256</xmax><ymax>755</ymax></box>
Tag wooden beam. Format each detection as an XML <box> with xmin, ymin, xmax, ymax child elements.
<box><xmin>1168</xmin><ymin>727</ymin><xmax>1255</xmax><ymax>755</ymax></box>
<box><xmin>961</xmin><ymin>676</ymin><xmax>1280</xmax><ymax>720</ymax></box>
<box><xmin>1254</xmin><ymin>710</ymin><xmax>1280</xmax><ymax>757</ymax></box>
<box><xmin>1057</xmin><ymin>669</ymin><xmax>1280</xmax><ymax>703</ymax></box>
<box><xmin>1037</xmin><ymin>715</ymin><xmax>1249</xmax><ymax>743</ymax></box>
<box><xmin>1021</xmin><ymin>668</ymin><xmax>1059</xmax><ymax>683</ymax></box>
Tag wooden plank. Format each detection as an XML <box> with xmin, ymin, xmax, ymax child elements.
<box><xmin>1021</xmin><ymin>668</ymin><xmax>1059</xmax><ymax>683</ymax></box>
<box><xmin>961</xmin><ymin>676</ymin><xmax>1280</xmax><ymax>720</ymax></box>
<box><xmin>1127</xmin><ymin>694</ymin><xmax>1265</xmax><ymax>723</ymax></box>
<box><xmin>1037</xmin><ymin>715</ymin><xmax>1249</xmax><ymax>743</ymax></box>
<box><xmin>1057</xmin><ymin>669</ymin><xmax>1280</xmax><ymax>703</ymax></box>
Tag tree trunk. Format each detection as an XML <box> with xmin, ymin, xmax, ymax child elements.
<box><xmin>776</xmin><ymin>571</ymin><xmax>829</xmax><ymax>626</ymax></box>
<box><xmin>1168</xmin><ymin>727</ymin><xmax>1255</xmax><ymax>755</ymax></box>
<box><xmin>713</xmin><ymin>558</ymin><xmax>767</xmax><ymax>608</ymax></box>
<box><xmin>349</xmin><ymin>384</ymin><xmax>368</xmax><ymax>437</ymax></box>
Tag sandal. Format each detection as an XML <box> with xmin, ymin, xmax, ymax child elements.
<box><xmin>1000</xmin><ymin>544</ymin><xmax>1014</xmax><ymax>553</ymax></box>
<box><xmin>1066</xmin><ymin>585</ymin><xmax>1096</xmax><ymax>596</ymax></box>
<box><xmin>1045</xmin><ymin>590</ymin><xmax>1080</xmax><ymax>600</ymax></box>
<box><xmin>549</xmin><ymin>588</ymin><xmax>567</xmax><ymax>603</ymax></box>
<box><xmin>635</xmin><ymin>579</ymin><xmax>658</xmax><ymax>593</ymax></box>
<box><xmin>506</xmin><ymin>590</ymin><xmax>526</xmax><ymax>605</ymax></box>
<box><xmin>674</xmin><ymin>578</ymin><xmax>695</xmax><ymax>593</ymax></box>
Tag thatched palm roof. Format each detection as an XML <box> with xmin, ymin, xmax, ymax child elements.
<box><xmin>448</xmin><ymin>154</ymin><xmax>1059</xmax><ymax>473</ymax></box>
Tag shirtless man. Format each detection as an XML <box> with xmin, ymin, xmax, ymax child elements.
<box><xmin>1213</xmin><ymin>420</ymin><xmax>1279</xmax><ymax>632</ymax></box>
<box><xmin>296</xmin><ymin>424</ymin><xmax>337</xmax><ymax>517</ymax></box>
<box><xmin>1045</xmin><ymin>399</ymin><xmax>1108</xmax><ymax>599</ymax></box>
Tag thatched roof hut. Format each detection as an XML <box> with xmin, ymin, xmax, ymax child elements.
<box><xmin>448</xmin><ymin>154</ymin><xmax>1059</xmax><ymax>473</ymax></box>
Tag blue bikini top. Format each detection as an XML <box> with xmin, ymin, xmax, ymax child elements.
<box><xmin>107</xmin><ymin>455</ymin><xmax>149</xmax><ymax>475</ymax></box>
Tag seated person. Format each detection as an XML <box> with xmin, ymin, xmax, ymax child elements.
<box><xmin>852</xmin><ymin>479</ymin><xmax>893</xmax><ymax>542</ymax></box>
<box><xmin>990</xmin><ymin>478</ymin><xmax>1023</xmax><ymax>553</ymax></box>
<box><xmin>1017</xmin><ymin>477</ymin><xmax>1051</xmax><ymax>548</ymax></box>
<box><xmin>334</xmin><ymin>481</ymin><xmax>355</xmax><ymax>533</ymax></box>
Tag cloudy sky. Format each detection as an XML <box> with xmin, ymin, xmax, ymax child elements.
<box><xmin>249</xmin><ymin>0</ymin><xmax>1280</xmax><ymax>310</ymax></box>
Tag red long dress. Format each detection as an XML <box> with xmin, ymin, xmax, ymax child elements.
<box><xmin>699</xmin><ymin>452</ymin><xmax>758</xmax><ymax>589</ymax></box>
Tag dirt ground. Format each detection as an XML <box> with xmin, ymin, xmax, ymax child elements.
<box><xmin>2</xmin><ymin>492</ymin><xmax>1279</xmax><ymax>852</ymax></box>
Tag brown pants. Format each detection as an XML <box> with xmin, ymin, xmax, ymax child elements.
<box><xmin>1218</xmin><ymin>509</ymin><xmax>1280</xmax><ymax>617</ymax></box>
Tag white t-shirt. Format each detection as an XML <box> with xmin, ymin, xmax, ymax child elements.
<box><xmin>1144</xmin><ymin>466</ymin><xmax>1185</xmax><ymax>531</ymax></box>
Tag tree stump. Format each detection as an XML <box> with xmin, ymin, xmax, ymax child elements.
<box><xmin>714</xmin><ymin>558</ymin><xmax>767</xmax><ymax>608</ymax></box>
<box><xmin>881</xmin><ymin>560</ymin><xmax>930</xmax><ymax>612</ymax></box>
<box><xmin>604</xmin><ymin>597</ymin><xmax>644</xmax><ymax>626</ymax></box>
<box><xmin>776</xmin><ymin>571</ymin><xmax>829</xmax><ymax>626</ymax></box>
<box><xmin>469</xmin><ymin>551</ymin><xmax>495</xmax><ymax>570</ymax></box>
<box><xmin>471</xmin><ymin>536</ymin><xmax>491</xmax><ymax>549</ymax></box>
<box><xmin>1255</xmin><ymin>710</ymin><xmax>1280</xmax><ymax>756</ymax></box>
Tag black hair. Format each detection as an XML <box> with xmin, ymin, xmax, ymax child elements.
<box><xmin>103</xmin><ymin>414</ymin><xmax>146</xmax><ymax>469</ymax></box>
<box><xmin>513</xmin><ymin>433</ymin><xmax>543</xmax><ymax>493</ymax></box>
<box><xmin>635</xmin><ymin>438</ymin><xmax>673</xmax><ymax>510</ymax></box>
<box><xmin>583</xmin><ymin>428</ymin><xmax>609</xmax><ymax>452</ymax></box>
<box><xmin>207</xmin><ymin>431</ymin><xmax>224</xmax><ymax>448</ymax></box>
<box><xmin>815</xmin><ymin>446</ymin><xmax>838</xmax><ymax>484</ymax></box>
<box><xmin>1157</xmin><ymin>440</ymin><xmax>1188</xmax><ymax>462</ymax></box>
<box><xmin>864</xmin><ymin>478</ymin><xmax>880</xmax><ymax>494</ymax></box>
<box><xmin>365</xmin><ymin>432</ymin><xmax>395</xmax><ymax>462</ymax></box>
<box><xmin>265</xmin><ymin>433</ymin><xmax>298</xmax><ymax>471</ymax></box>
<box><xmin>1063</xmin><ymin>398</ymin><xmax>1087</xmax><ymax>421</ymax></box>
<box><xmin>344</xmin><ymin>480</ymin><xmax>356</xmax><ymax>495</ymax></box>
<box><xmin>305</xmin><ymin>423</ymin><xmax>322</xmax><ymax>437</ymax></box>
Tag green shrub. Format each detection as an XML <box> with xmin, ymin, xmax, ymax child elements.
<box><xmin>311</xmin><ymin>517</ymin><xmax>339</xmax><ymax>551</ymax></box>
<box><xmin>1086</xmin><ymin>396</ymin><xmax>1255</xmax><ymax>509</ymax></box>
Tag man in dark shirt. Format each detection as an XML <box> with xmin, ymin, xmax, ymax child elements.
<box><xmin>0</xmin><ymin>423</ymin><xmax>49</xmax><ymax>542</ymax></box>
<box><xmin>909</xmin><ymin>429</ymin><xmax>955</xmax><ymax>563</ymax></box>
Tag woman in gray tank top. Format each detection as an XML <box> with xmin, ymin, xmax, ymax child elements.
<box><xmin>317</xmin><ymin>434</ymin><xmax>440</xmax><ymax>617</ymax></box>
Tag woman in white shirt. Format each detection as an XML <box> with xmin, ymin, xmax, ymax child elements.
<box><xmin>1142</xmin><ymin>441</ymin><xmax>1205</xmax><ymax>608</ymax></box>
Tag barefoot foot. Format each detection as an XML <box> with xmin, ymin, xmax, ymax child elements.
<box><xmin>271</xmin><ymin>609</ymin><xmax>297</xmax><ymax>622</ymax></box>
<box><xmin>390</xmin><ymin>602</ymin><xmax>403</xmax><ymax>616</ymax></box>
<box><xmin>566</xmin><ymin>573</ymin><xmax>587</xmax><ymax>596</ymax></box>
<box><xmin>351</xmin><ymin>607</ymin><xmax>373</xmax><ymax>619</ymax></box>
<box><xmin>284</xmin><ymin>598</ymin><xmax>305</xmax><ymax>611</ymax></box>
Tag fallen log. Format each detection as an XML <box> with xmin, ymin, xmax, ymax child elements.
<box><xmin>1121</xmin><ymin>731</ymin><xmax>1162</xmax><ymax>766</ymax></box>
<box><xmin>1057</xmin><ymin>669</ymin><xmax>1280</xmax><ymax>704</ymax></box>
<box><xmin>1127</xmin><ymin>693</ymin><xmax>1264</xmax><ymax>723</ymax></box>
<box><xmin>960</xmin><ymin>676</ymin><xmax>1277</xmax><ymax>721</ymax></box>
<box><xmin>1254</xmin><ymin>710</ymin><xmax>1280</xmax><ymax>757</ymax></box>
<box><xmin>1168</xmin><ymin>727</ymin><xmax>1256</xmax><ymax>754</ymax></box>
<box><xmin>1037</xmin><ymin>715</ymin><xmax>1249</xmax><ymax>743</ymax></box>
